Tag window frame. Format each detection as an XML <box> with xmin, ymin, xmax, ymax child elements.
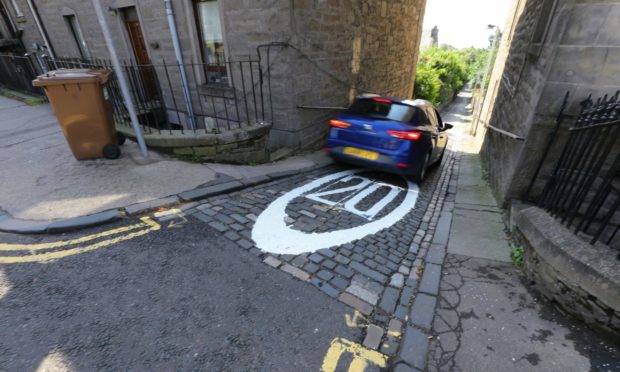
<box><xmin>528</xmin><ymin>0</ymin><xmax>557</xmax><ymax>57</ymax></box>
<box><xmin>417</xmin><ymin>108</ymin><xmax>432</xmax><ymax>126</ymax></box>
<box><xmin>64</xmin><ymin>14</ymin><xmax>90</xmax><ymax>59</ymax></box>
<box><xmin>433</xmin><ymin>109</ymin><xmax>444</xmax><ymax>129</ymax></box>
<box><xmin>192</xmin><ymin>0</ymin><xmax>228</xmax><ymax>86</ymax></box>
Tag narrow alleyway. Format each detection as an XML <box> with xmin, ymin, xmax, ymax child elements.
<box><xmin>423</xmin><ymin>93</ymin><xmax>620</xmax><ymax>372</ymax></box>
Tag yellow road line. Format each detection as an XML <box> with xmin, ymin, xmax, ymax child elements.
<box><xmin>0</xmin><ymin>217</ymin><xmax>156</xmax><ymax>251</ymax></box>
<box><xmin>321</xmin><ymin>337</ymin><xmax>388</xmax><ymax>372</ymax></box>
<box><xmin>0</xmin><ymin>217</ymin><xmax>160</xmax><ymax>264</ymax></box>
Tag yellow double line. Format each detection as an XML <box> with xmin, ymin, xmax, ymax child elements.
<box><xmin>0</xmin><ymin>217</ymin><xmax>160</xmax><ymax>264</ymax></box>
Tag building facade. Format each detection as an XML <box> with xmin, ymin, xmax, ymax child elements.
<box><xmin>475</xmin><ymin>0</ymin><xmax>620</xmax><ymax>205</ymax></box>
<box><xmin>0</xmin><ymin>0</ymin><xmax>427</xmax><ymax>152</ymax></box>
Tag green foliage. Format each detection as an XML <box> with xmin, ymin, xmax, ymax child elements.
<box><xmin>0</xmin><ymin>88</ymin><xmax>46</xmax><ymax>106</ymax></box>
<box><xmin>414</xmin><ymin>47</ymin><xmax>489</xmax><ymax>106</ymax></box>
<box><xmin>413</xmin><ymin>65</ymin><xmax>442</xmax><ymax>106</ymax></box>
<box><xmin>510</xmin><ymin>244</ymin><xmax>525</xmax><ymax>267</ymax></box>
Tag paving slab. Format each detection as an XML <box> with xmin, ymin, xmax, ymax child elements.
<box><xmin>427</xmin><ymin>254</ymin><xmax>620</xmax><ymax>371</ymax></box>
<box><xmin>0</xmin><ymin>96</ymin><xmax>219</xmax><ymax>221</ymax></box>
<box><xmin>448</xmin><ymin>207</ymin><xmax>510</xmax><ymax>262</ymax></box>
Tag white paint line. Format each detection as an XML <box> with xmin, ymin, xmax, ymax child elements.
<box><xmin>252</xmin><ymin>169</ymin><xmax>419</xmax><ymax>255</ymax></box>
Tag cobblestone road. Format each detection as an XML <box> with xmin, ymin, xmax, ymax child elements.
<box><xmin>181</xmin><ymin>141</ymin><xmax>458</xmax><ymax>360</ymax></box>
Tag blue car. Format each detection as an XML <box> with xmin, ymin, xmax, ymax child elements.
<box><xmin>325</xmin><ymin>96</ymin><xmax>453</xmax><ymax>182</ymax></box>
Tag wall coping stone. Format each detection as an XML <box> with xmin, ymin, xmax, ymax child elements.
<box><xmin>117</xmin><ymin>122</ymin><xmax>271</xmax><ymax>148</ymax></box>
<box><xmin>515</xmin><ymin>206</ymin><xmax>620</xmax><ymax>311</ymax></box>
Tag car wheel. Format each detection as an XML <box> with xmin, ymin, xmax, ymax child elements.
<box><xmin>412</xmin><ymin>152</ymin><xmax>431</xmax><ymax>183</ymax></box>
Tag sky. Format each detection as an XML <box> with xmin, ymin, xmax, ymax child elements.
<box><xmin>423</xmin><ymin>0</ymin><xmax>513</xmax><ymax>49</ymax></box>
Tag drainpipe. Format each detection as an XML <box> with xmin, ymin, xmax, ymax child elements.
<box><xmin>25</xmin><ymin>0</ymin><xmax>54</xmax><ymax>58</ymax></box>
<box><xmin>92</xmin><ymin>0</ymin><xmax>148</xmax><ymax>158</ymax></box>
<box><xmin>164</xmin><ymin>0</ymin><xmax>197</xmax><ymax>130</ymax></box>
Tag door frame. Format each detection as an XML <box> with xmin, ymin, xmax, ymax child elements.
<box><xmin>117</xmin><ymin>5</ymin><xmax>159</xmax><ymax>101</ymax></box>
<box><xmin>115</xmin><ymin>4</ymin><xmax>152</xmax><ymax>65</ymax></box>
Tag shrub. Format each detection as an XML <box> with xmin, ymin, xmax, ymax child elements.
<box><xmin>414</xmin><ymin>46</ymin><xmax>489</xmax><ymax>105</ymax></box>
<box><xmin>413</xmin><ymin>66</ymin><xmax>442</xmax><ymax>106</ymax></box>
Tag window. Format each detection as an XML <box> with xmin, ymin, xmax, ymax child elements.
<box><xmin>426</xmin><ymin>108</ymin><xmax>439</xmax><ymax>127</ymax></box>
<box><xmin>194</xmin><ymin>0</ymin><xmax>227</xmax><ymax>84</ymax></box>
<box><xmin>417</xmin><ymin>109</ymin><xmax>431</xmax><ymax>125</ymax></box>
<box><xmin>529</xmin><ymin>0</ymin><xmax>557</xmax><ymax>56</ymax></box>
<box><xmin>347</xmin><ymin>99</ymin><xmax>419</xmax><ymax>123</ymax></box>
<box><xmin>434</xmin><ymin>109</ymin><xmax>444</xmax><ymax>129</ymax></box>
<box><xmin>65</xmin><ymin>15</ymin><xmax>90</xmax><ymax>59</ymax></box>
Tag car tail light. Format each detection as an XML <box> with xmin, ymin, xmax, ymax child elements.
<box><xmin>373</xmin><ymin>98</ymin><xmax>392</xmax><ymax>103</ymax></box>
<box><xmin>387</xmin><ymin>130</ymin><xmax>422</xmax><ymax>141</ymax></box>
<box><xmin>329</xmin><ymin>119</ymin><xmax>352</xmax><ymax>128</ymax></box>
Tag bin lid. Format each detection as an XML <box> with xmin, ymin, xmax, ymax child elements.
<box><xmin>32</xmin><ymin>68</ymin><xmax>112</xmax><ymax>87</ymax></box>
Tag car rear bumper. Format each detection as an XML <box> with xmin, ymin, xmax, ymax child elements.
<box><xmin>326</xmin><ymin>145</ymin><xmax>422</xmax><ymax>176</ymax></box>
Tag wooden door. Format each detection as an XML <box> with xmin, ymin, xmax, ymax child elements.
<box><xmin>125</xmin><ymin>20</ymin><xmax>158</xmax><ymax>101</ymax></box>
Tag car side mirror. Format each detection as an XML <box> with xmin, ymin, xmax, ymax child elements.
<box><xmin>443</xmin><ymin>123</ymin><xmax>454</xmax><ymax>130</ymax></box>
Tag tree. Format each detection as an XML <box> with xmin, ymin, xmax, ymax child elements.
<box><xmin>414</xmin><ymin>46</ymin><xmax>489</xmax><ymax>105</ymax></box>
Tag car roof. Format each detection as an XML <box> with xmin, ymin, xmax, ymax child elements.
<box><xmin>356</xmin><ymin>94</ymin><xmax>436</xmax><ymax>110</ymax></box>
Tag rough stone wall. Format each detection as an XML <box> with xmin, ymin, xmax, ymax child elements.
<box><xmin>284</xmin><ymin>0</ymin><xmax>426</xmax><ymax>150</ymax></box>
<box><xmin>522</xmin><ymin>245</ymin><xmax>620</xmax><ymax>337</ymax></box>
<box><xmin>118</xmin><ymin>122</ymin><xmax>271</xmax><ymax>164</ymax></box>
<box><xmin>514</xmin><ymin>207</ymin><xmax>620</xmax><ymax>338</ymax></box>
<box><xmin>478</xmin><ymin>0</ymin><xmax>620</xmax><ymax>205</ymax></box>
<box><xmin>9</xmin><ymin>0</ymin><xmax>426</xmax><ymax>151</ymax></box>
<box><xmin>477</xmin><ymin>0</ymin><xmax>551</xmax><ymax>205</ymax></box>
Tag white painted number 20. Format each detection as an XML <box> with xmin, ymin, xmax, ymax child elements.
<box><xmin>252</xmin><ymin>170</ymin><xmax>419</xmax><ymax>255</ymax></box>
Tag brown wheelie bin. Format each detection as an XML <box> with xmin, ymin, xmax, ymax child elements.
<box><xmin>33</xmin><ymin>69</ymin><xmax>125</xmax><ymax>160</ymax></box>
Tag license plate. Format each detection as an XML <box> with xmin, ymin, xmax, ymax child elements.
<box><xmin>343</xmin><ymin>147</ymin><xmax>379</xmax><ymax>160</ymax></box>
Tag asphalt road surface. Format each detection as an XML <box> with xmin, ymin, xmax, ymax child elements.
<box><xmin>0</xmin><ymin>216</ymin><xmax>363</xmax><ymax>371</ymax></box>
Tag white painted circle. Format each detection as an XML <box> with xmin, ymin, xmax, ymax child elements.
<box><xmin>251</xmin><ymin>169</ymin><xmax>419</xmax><ymax>255</ymax></box>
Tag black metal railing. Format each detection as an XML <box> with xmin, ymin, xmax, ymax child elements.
<box><xmin>0</xmin><ymin>54</ymin><xmax>47</xmax><ymax>97</ymax></box>
<box><xmin>529</xmin><ymin>92</ymin><xmax>620</xmax><ymax>251</ymax></box>
<box><xmin>0</xmin><ymin>53</ymin><xmax>272</xmax><ymax>134</ymax></box>
<box><xmin>40</xmin><ymin>56</ymin><xmax>273</xmax><ymax>134</ymax></box>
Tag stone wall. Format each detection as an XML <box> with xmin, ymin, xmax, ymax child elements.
<box><xmin>284</xmin><ymin>0</ymin><xmax>426</xmax><ymax>150</ymax></box>
<box><xmin>9</xmin><ymin>0</ymin><xmax>426</xmax><ymax>152</ymax></box>
<box><xmin>477</xmin><ymin>0</ymin><xmax>620</xmax><ymax>205</ymax></box>
<box><xmin>118</xmin><ymin>122</ymin><xmax>271</xmax><ymax>164</ymax></box>
<box><xmin>514</xmin><ymin>206</ymin><xmax>620</xmax><ymax>337</ymax></box>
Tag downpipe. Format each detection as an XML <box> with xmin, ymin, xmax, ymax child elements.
<box><xmin>92</xmin><ymin>0</ymin><xmax>148</xmax><ymax>157</ymax></box>
<box><xmin>26</xmin><ymin>0</ymin><xmax>54</xmax><ymax>58</ymax></box>
<box><xmin>164</xmin><ymin>0</ymin><xmax>197</xmax><ymax>130</ymax></box>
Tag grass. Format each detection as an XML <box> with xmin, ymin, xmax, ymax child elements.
<box><xmin>0</xmin><ymin>88</ymin><xmax>47</xmax><ymax>105</ymax></box>
<box><xmin>510</xmin><ymin>243</ymin><xmax>524</xmax><ymax>267</ymax></box>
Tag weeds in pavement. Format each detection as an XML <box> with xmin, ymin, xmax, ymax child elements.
<box><xmin>510</xmin><ymin>244</ymin><xmax>524</xmax><ymax>267</ymax></box>
<box><xmin>175</xmin><ymin>153</ymin><xmax>204</xmax><ymax>163</ymax></box>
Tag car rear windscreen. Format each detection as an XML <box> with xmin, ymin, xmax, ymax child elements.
<box><xmin>347</xmin><ymin>99</ymin><xmax>418</xmax><ymax>122</ymax></box>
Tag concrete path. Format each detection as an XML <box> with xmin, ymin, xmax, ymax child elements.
<box><xmin>0</xmin><ymin>96</ymin><xmax>330</xmax><ymax>223</ymax></box>
<box><xmin>424</xmin><ymin>99</ymin><xmax>620</xmax><ymax>371</ymax></box>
